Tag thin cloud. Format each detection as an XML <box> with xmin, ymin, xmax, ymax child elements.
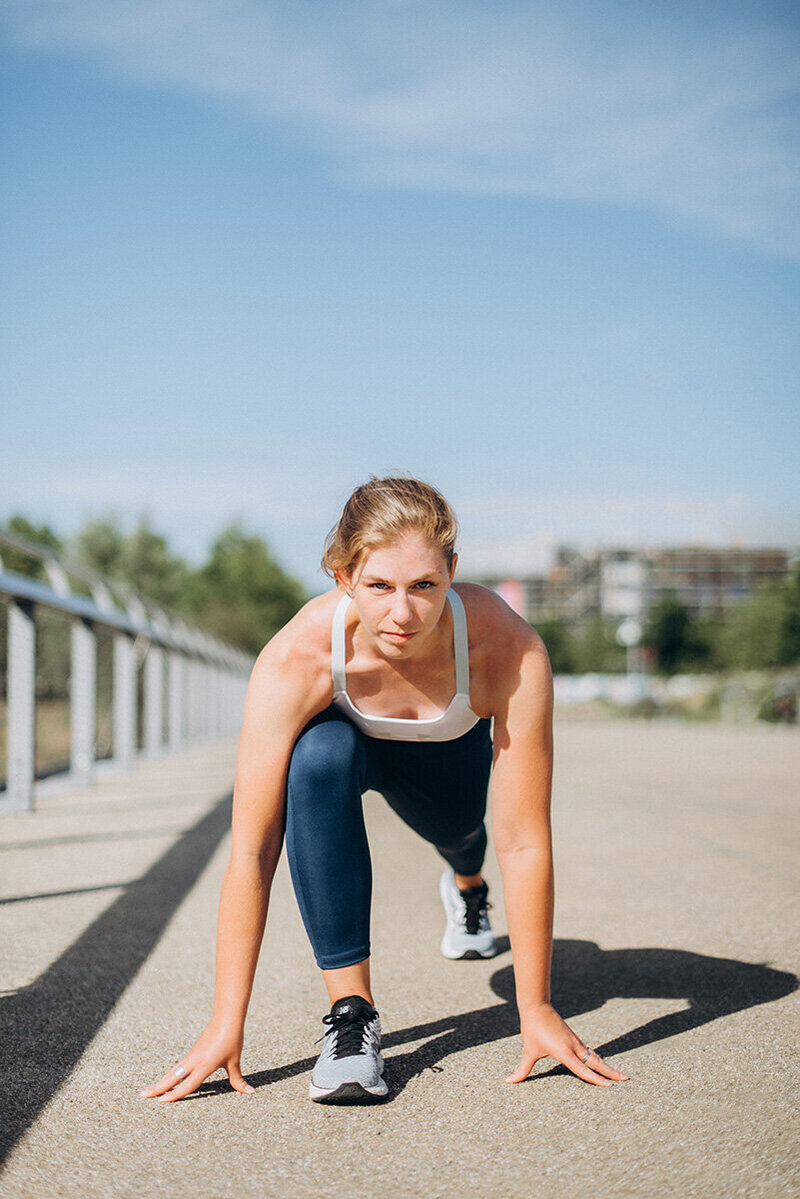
<box><xmin>4</xmin><ymin>0</ymin><xmax>799</xmax><ymax>256</ymax></box>
<box><xmin>456</xmin><ymin>491</ymin><xmax>800</xmax><ymax>576</ymax></box>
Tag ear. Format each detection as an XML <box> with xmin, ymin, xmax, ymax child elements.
<box><xmin>334</xmin><ymin>569</ymin><xmax>353</xmax><ymax>595</ymax></box>
<box><xmin>448</xmin><ymin>553</ymin><xmax>458</xmax><ymax>585</ymax></box>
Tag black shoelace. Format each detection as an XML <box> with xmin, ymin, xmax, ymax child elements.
<box><xmin>321</xmin><ymin>1009</ymin><xmax>372</xmax><ymax>1059</ymax></box>
<box><xmin>461</xmin><ymin>885</ymin><xmax>491</xmax><ymax>935</ymax></box>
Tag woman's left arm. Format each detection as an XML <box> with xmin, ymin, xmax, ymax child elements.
<box><xmin>490</xmin><ymin>626</ymin><xmax>628</xmax><ymax>1088</ymax></box>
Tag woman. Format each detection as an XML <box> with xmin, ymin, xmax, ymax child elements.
<box><xmin>142</xmin><ymin>476</ymin><xmax>628</xmax><ymax>1104</ymax></box>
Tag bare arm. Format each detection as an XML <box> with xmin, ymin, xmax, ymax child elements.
<box><xmin>490</xmin><ymin>623</ymin><xmax>628</xmax><ymax>1088</ymax></box>
<box><xmin>142</xmin><ymin>621</ymin><xmax>330</xmax><ymax>1101</ymax></box>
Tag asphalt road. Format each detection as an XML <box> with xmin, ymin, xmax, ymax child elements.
<box><xmin>1</xmin><ymin>718</ymin><xmax>798</xmax><ymax>1198</ymax></box>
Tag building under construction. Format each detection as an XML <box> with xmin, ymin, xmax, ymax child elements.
<box><xmin>470</xmin><ymin>545</ymin><xmax>794</xmax><ymax>631</ymax></box>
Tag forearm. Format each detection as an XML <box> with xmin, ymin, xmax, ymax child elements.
<box><xmin>497</xmin><ymin>843</ymin><xmax>554</xmax><ymax>1011</ymax></box>
<box><xmin>210</xmin><ymin>842</ymin><xmax>281</xmax><ymax>1029</ymax></box>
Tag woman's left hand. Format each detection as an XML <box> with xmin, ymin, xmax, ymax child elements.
<box><xmin>505</xmin><ymin>1003</ymin><xmax>630</xmax><ymax>1087</ymax></box>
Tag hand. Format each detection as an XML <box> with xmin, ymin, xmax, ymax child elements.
<box><xmin>505</xmin><ymin>1003</ymin><xmax>630</xmax><ymax>1088</ymax></box>
<box><xmin>140</xmin><ymin>1021</ymin><xmax>255</xmax><ymax>1103</ymax></box>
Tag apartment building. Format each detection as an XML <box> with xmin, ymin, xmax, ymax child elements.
<box><xmin>469</xmin><ymin>545</ymin><xmax>794</xmax><ymax>630</ymax></box>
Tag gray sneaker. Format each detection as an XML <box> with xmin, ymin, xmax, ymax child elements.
<box><xmin>309</xmin><ymin>994</ymin><xmax>388</xmax><ymax>1103</ymax></box>
<box><xmin>439</xmin><ymin>869</ymin><xmax>497</xmax><ymax>959</ymax></box>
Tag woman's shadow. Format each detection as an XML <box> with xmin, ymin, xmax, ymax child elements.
<box><xmin>241</xmin><ymin>937</ymin><xmax>796</xmax><ymax>1098</ymax></box>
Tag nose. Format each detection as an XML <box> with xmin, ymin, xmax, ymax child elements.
<box><xmin>390</xmin><ymin>590</ymin><xmax>414</xmax><ymax>626</ymax></box>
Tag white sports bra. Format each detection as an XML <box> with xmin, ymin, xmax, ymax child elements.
<box><xmin>330</xmin><ymin>588</ymin><xmax>481</xmax><ymax>741</ymax></box>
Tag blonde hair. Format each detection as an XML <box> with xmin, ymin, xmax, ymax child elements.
<box><xmin>322</xmin><ymin>475</ymin><xmax>459</xmax><ymax>579</ymax></box>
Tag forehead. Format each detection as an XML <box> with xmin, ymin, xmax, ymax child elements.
<box><xmin>356</xmin><ymin>533</ymin><xmax>448</xmax><ymax>578</ymax></box>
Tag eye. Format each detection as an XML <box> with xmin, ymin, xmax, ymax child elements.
<box><xmin>368</xmin><ymin>582</ymin><xmax>390</xmax><ymax>591</ymax></box>
<box><xmin>414</xmin><ymin>580</ymin><xmax>436</xmax><ymax>590</ymax></box>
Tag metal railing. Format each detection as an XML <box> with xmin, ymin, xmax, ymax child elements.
<box><xmin>0</xmin><ymin>531</ymin><xmax>253</xmax><ymax>812</ymax></box>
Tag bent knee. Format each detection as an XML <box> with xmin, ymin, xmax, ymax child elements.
<box><xmin>288</xmin><ymin>718</ymin><xmax>364</xmax><ymax>791</ymax></box>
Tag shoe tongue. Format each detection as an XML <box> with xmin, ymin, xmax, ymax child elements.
<box><xmin>331</xmin><ymin>994</ymin><xmax>375</xmax><ymax>1019</ymax></box>
<box><xmin>459</xmin><ymin>883</ymin><xmax>488</xmax><ymax>898</ymax></box>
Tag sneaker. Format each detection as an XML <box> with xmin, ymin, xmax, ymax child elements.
<box><xmin>439</xmin><ymin>868</ymin><xmax>496</xmax><ymax>960</ymax></box>
<box><xmin>309</xmin><ymin>994</ymin><xmax>388</xmax><ymax>1103</ymax></box>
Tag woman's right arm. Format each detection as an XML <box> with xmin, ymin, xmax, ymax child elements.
<box><xmin>141</xmin><ymin>623</ymin><xmax>328</xmax><ymax>1102</ymax></box>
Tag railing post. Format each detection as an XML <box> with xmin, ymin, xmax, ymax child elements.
<box><xmin>168</xmin><ymin>651</ymin><xmax>184</xmax><ymax>752</ymax></box>
<box><xmin>191</xmin><ymin>660</ymin><xmax>204</xmax><ymax>744</ymax></box>
<box><xmin>144</xmin><ymin>642</ymin><xmax>164</xmax><ymax>758</ymax></box>
<box><xmin>70</xmin><ymin>616</ymin><xmax>96</xmax><ymax>786</ymax></box>
<box><xmin>113</xmin><ymin>632</ymin><xmax>137</xmax><ymax>771</ymax></box>
<box><xmin>206</xmin><ymin>663</ymin><xmax>217</xmax><ymax>740</ymax></box>
<box><xmin>4</xmin><ymin>598</ymin><xmax>36</xmax><ymax>812</ymax></box>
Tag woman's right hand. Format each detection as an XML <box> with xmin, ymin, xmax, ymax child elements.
<box><xmin>140</xmin><ymin>1021</ymin><xmax>255</xmax><ymax>1103</ymax></box>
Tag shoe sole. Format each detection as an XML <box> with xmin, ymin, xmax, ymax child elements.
<box><xmin>440</xmin><ymin>940</ymin><xmax>497</xmax><ymax>960</ymax></box>
<box><xmin>309</xmin><ymin>1080</ymin><xmax>389</xmax><ymax>1104</ymax></box>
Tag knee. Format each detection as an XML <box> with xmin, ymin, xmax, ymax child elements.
<box><xmin>287</xmin><ymin>717</ymin><xmax>364</xmax><ymax>794</ymax></box>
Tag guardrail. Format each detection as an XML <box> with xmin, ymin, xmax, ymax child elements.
<box><xmin>0</xmin><ymin>531</ymin><xmax>253</xmax><ymax>812</ymax></box>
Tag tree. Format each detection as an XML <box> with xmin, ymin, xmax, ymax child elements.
<box><xmin>118</xmin><ymin>519</ymin><xmax>194</xmax><ymax>611</ymax></box>
<box><xmin>571</xmin><ymin>617</ymin><xmax>626</xmax><ymax>673</ymax></box>
<box><xmin>69</xmin><ymin>518</ymin><xmax>126</xmax><ymax>579</ymax></box>
<box><xmin>0</xmin><ymin>515</ymin><xmax>63</xmax><ymax>580</ymax></box>
<box><xmin>717</xmin><ymin>584</ymin><xmax>785</xmax><ymax>670</ymax></box>
<box><xmin>778</xmin><ymin>561</ymin><xmax>800</xmax><ymax>666</ymax></box>
<box><xmin>642</xmin><ymin>594</ymin><xmax>704</xmax><ymax>675</ymax></box>
<box><xmin>192</xmin><ymin>523</ymin><xmax>306</xmax><ymax>654</ymax></box>
<box><xmin>533</xmin><ymin>618</ymin><xmax>575</xmax><ymax>674</ymax></box>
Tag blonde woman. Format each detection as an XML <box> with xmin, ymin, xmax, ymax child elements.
<box><xmin>142</xmin><ymin>476</ymin><xmax>628</xmax><ymax>1104</ymax></box>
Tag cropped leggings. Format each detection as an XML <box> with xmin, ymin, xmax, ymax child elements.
<box><xmin>284</xmin><ymin>705</ymin><xmax>493</xmax><ymax>969</ymax></box>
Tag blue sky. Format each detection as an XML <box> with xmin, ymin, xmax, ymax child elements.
<box><xmin>2</xmin><ymin>0</ymin><xmax>799</xmax><ymax>591</ymax></box>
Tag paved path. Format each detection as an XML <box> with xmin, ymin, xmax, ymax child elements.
<box><xmin>1</xmin><ymin>720</ymin><xmax>798</xmax><ymax>1198</ymax></box>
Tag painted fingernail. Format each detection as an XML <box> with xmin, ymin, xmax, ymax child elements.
<box><xmin>244</xmin><ymin>1084</ymin><xmax>255</xmax><ymax>1093</ymax></box>
<box><xmin>139</xmin><ymin>1090</ymin><xmax>149</xmax><ymax>1098</ymax></box>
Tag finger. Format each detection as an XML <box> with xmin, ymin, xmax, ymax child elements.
<box><xmin>563</xmin><ymin>1049</ymin><xmax>614</xmax><ymax>1087</ymax></box>
<box><xmin>157</xmin><ymin>1064</ymin><xmax>209</xmax><ymax>1103</ymax></box>
<box><xmin>584</xmin><ymin>1050</ymin><xmax>629</xmax><ymax>1082</ymax></box>
<box><xmin>226</xmin><ymin>1062</ymin><xmax>255</xmax><ymax>1095</ymax></box>
<box><xmin>504</xmin><ymin>1047</ymin><xmax>541</xmax><ymax>1084</ymax></box>
<box><xmin>140</xmin><ymin>1061</ymin><xmax>194</xmax><ymax>1099</ymax></box>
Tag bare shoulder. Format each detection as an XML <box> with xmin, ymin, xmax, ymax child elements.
<box><xmin>453</xmin><ymin>582</ymin><xmax>551</xmax><ymax>714</ymax></box>
<box><xmin>245</xmin><ymin>589</ymin><xmax>340</xmax><ymax>720</ymax></box>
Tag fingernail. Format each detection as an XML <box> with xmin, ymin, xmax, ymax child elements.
<box><xmin>139</xmin><ymin>1090</ymin><xmax>150</xmax><ymax>1098</ymax></box>
<box><xmin>244</xmin><ymin>1085</ymin><xmax>255</xmax><ymax>1093</ymax></box>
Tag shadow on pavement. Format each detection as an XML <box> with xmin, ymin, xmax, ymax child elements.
<box><xmin>238</xmin><ymin>940</ymin><xmax>796</xmax><ymax>1100</ymax></box>
<box><xmin>0</xmin><ymin>794</ymin><xmax>233</xmax><ymax>1164</ymax></box>
<box><xmin>2</xmin><ymin>788</ymin><xmax>797</xmax><ymax>1143</ymax></box>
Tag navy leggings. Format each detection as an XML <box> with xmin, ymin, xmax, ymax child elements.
<box><xmin>284</xmin><ymin>705</ymin><xmax>493</xmax><ymax>969</ymax></box>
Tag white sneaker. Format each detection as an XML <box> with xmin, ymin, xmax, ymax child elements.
<box><xmin>309</xmin><ymin>994</ymin><xmax>388</xmax><ymax>1103</ymax></box>
<box><xmin>439</xmin><ymin>869</ymin><xmax>496</xmax><ymax>960</ymax></box>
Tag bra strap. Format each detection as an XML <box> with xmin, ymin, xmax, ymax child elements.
<box><xmin>448</xmin><ymin>589</ymin><xmax>470</xmax><ymax>695</ymax></box>
<box><xmin>331</xmin><ymin>593</ymin><xmax>350</xmax><ymax>693</ymax></box>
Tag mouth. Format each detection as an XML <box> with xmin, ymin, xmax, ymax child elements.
<box><xmin>382</xmin><ymin>630</ymin><xmax>417</xmax><ymax>641</ymax></box>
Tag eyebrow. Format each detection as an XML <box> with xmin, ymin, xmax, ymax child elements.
<box><xmin>361</xmin><ymin>572</ymin><xmax>443</xmax><ymax>585</ymax></box>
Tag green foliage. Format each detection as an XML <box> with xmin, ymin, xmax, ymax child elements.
<box><xmin>190</xmin><ymin>522</ymin><xmax>307</xmax><ymax>655</ymax></box>
<box><xmin>571</xmin><ymin>617</ymin><xmax>626</xmax><ymax>673</ymax></box>
<box><xmin>717</xmin><ymin>583</ymin><xmax>785</xmax><ymax>670</ymax></box>
<box><xmin>642</xmin><ymin>593</ymin><xmax>718</xmax><ymax>675</ymax></box>
<box><xmin>777</xmin><ymin>561</ymin><xmax>800</xmax><ymax>665</ymax></box>
<box><xmin>70</xmin><ymin>517</ymin><xmax>195</xmax><ymax>612</ymax></box>
<box><xmin>533</xmin><ymin>619</ymin><xmax>574</xmax><ymax>674</ymax></box>
<box><xmin>2</xmin><ymin>512</ymin><xmax>307</xmax><ymax>666</ymax></box>
<box><xmin>1</xmin><ymin>515</ymin><xmax>63</xmax><ymax>579</ymax></box>
<box><xmin>68</xmin><ymin>518</ymin><xmax>126</xmax><ymax>579</ymax></box>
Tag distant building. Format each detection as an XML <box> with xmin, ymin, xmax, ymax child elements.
<box><xmin>467</xmin><ymin>545</ymin><xmax>794</xmax><ymax>630</ymax></box>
